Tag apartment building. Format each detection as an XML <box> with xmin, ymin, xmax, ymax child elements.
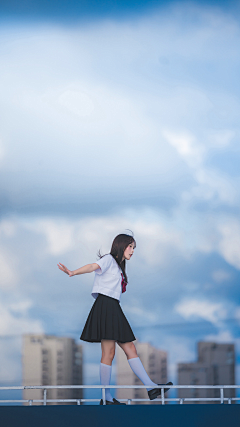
<box><xmin>22</xmin><ymin>334</ymin><xmax>83</xmax><ymax>404</ymax></box>
<box><xmin>178</xmin><ymin>342</ymin><xmax>235</xmax><ymax>403</ymax></box>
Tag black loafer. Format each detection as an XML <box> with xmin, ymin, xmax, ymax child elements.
<box><xmin>148</xmin><ymin>382</ymin><xmax>173</xmax><ymax>401</ymax></box>
<box><xmin>100</xmin><ymin>398</ymin><xmax>126</xmax><ymax>405</ymax></box>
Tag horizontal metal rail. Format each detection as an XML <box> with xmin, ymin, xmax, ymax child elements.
<box><xmin>0</xmin><ymin>385</ymin><xmax>239</xmax><ymax>406</ymax></box>
<box><xmin>1</xmin><ymin>385</ymin><xmax>239</xmax><ymax>390</ymax></box>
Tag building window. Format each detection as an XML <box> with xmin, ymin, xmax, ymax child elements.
<box><xmin>31</xmin><ymin>337</ymin><xmax>42</xmax><ymax>344</ymax></box>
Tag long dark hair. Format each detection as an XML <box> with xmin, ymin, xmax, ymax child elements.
<box><xmin>98</xmin><ymin>233</ymin><xmax>136</xmax><ymax>282</ymax></box>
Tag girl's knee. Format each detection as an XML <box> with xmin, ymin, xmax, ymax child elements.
<box><xmin>101</xmin><ymin>353</ymin><xmax>115</xmax><ymax>365</ymax></box>
<box><xmin>121</xmin><ymin>341</ymin><xmax>138</xmax><ymax>358</ymax></box>
<box><xmin>102</xmin><ymin>346</ymin><xmax>115</xmax><ymax>361</ymax></box>
<box><xmin>110</xmin><ymin>347</ymin><xmax>115</xmax><ymax>360</ymax></box>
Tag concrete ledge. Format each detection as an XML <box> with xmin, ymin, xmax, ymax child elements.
<box><xmin>0</xmin><ymin>404</ymin><xmax>240</xmax><ymax>427</ymax></box>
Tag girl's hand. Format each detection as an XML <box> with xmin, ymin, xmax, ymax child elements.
<box><xmin>57</xmin><ymin>263</ymin><xmax>74</xmax><ymax>277</ymax></box>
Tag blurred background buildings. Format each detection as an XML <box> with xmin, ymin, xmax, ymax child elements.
<box><xmin>22</xmin><ymin>334</ymin><xmax>83</xmax><ymax>405</ymax></box>
<box><xmin>178</xmin><ymin>342</ymin><xmax>235</xmax><ymax>403</ymax></box>
<box><xmin>20</xmin><ymin>336</ymin><xmax>236</xmax><ymax>404</ymax></box>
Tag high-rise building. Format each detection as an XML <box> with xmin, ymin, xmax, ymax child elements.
<box><xmin>116</xmin><ymin>341</ymin><xmax>168</xmax><ymax>404</ymax></box>
<box><xmin>177</xmin><ymin>342</ymin><xmax>235</xmax><ymax>403</ymax></box>
<box><xmin>22</xmin><ymin>334</ymin><xmax>83</xmax><ymax>405</ymax></box>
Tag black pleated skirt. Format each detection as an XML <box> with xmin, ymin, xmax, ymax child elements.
<box><xmin>80</xmin><ymin>294</ymin><xmax>136</xmax><ymax>343</ymax></box>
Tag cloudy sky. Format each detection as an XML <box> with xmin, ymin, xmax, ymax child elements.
<box><xmin>0</xmin><ymin>0</ymin><xmax>240</xmax><ymax>401</ymax></box>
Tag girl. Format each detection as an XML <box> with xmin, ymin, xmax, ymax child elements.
<box><xmin>58</xmin><ymin>233</ymin><xmax>172</xmax><ymax>405</ymax></box>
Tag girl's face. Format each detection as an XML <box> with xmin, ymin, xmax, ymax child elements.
<box><xmin>123</xmin><ymin>242</ymin><xmax>135</xmax><ymax>261</ymax></box>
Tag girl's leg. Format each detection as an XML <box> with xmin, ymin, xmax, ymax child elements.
<box><xmin>117</xmin><ymin>342</ymin><xmax>157</xmax><ymax>391</ymax></box>
<box><xmin>100</xmin><ymin>340</ymin><xmax>116</xmax><ymax>402</ymax></box>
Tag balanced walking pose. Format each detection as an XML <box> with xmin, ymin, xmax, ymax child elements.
<box><xmin>58</xmin><ymin>233</ymin><xmax>172</xmax><ymax>404</ymax></box>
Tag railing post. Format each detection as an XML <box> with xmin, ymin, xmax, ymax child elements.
<box><xmin>77</xmin><ymin>399</ymin><xmax>81</xmax><ymax>405</ymax></box>
<box><xmin>102</xmin><ymin>387</ymin><xmax>106</xmax><ymax>405</ymax></box>
<box><xmin>43</xmin><ymin>389</ymin><xmax>47</xmax><ymax>406</ymax></box>
<box><xmin>220</xmin><ymin>388</ymin><xmax>224</xmax><ymax>404</ymax></box>
<box><xmin>29</xmin><ymin>400</ymin><xmax>33</xmax><ymax>406</ymax></box>
<box><xmin>228</xmin><ymin>399</ymin><xmax>231</xmax><ymax>404</ymax></box>
<box><xmin>180</xmin><ymin>399</ymin><xmax>183</xmax><ymax>404</ymax></box>
<box><xmin>161</xmin><ymin>388</ymin><xmax>165</xmax><ymax>405</ymax></box>
<box><xmin>127</xmin><ymin>399</ymin><xmax>131</xmax><ymax>405</ymax></box>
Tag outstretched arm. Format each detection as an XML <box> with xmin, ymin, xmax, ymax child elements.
<box><xmin>57</xmin><ymin>262</ymin><xmax>100</xmax><ymax>277</ymax></box>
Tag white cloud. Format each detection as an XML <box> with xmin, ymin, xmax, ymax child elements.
<box><xmin>162</xmin><ymin>335</ymin><xmax>195</xmax><ymax>365</ymax></box>
<box><xmin>0</xmin><ymin>249</ymin><xmax>18</xmax><ymax>289</ymax></box>
<box><xmin>208</xmin><ymin>129</ymin><xmax>236</xmax><ymax>148</ymax></box>
<box><xmin>132</xmin><ymin>219</ymin><xmax>182</xmax><ymax>266</ymax></box>
<box><xmin>0</xmin><ymin>300</ymin><xmax>43</xmax><ymax>335</ymax></box>
<box><xmin>0</xmin><ymin>298</ymin><xmax>43</xmax><ymax>383</ymax></box>
<box><xmin>18</xmin><ymin>213</ymin><xmax>183</xmax><ymax>268</ymax></box>
<box><xmin>29</xmin><ymin>219</ymin><xmax>75</xmax><ymax>256</ymax></box>
<box><xmin>155</xmin><ymin>335</ymin><xmax>196</xmax><ymax>387</ymax></box>
<box><xmin>0</xmin><ymin>138</ymin><xmax>4</xmax><ymax>164</ymax></box>
<box><xmin>0</xmin><ymin>337</ymin><xmax>22</xmax><ymax>383</ymax></box>
<box><xmin>58</xmin><ymin>89</ymin><xmax>95</xmax><ymax>118</ymax></box>
<box><xmin>175</xmin><ymin>299</ymin><xmax>226</xmax><ymax>324</ymax></box>
<box><xmin>124</xmin><ymin>303</ymin><xmax>158</xmax><ymax>324</ymax></box>
<box><xmin>9</xmin><ymin>300</ymin><xmax>33</xmax><ymax>316</ymax></box>
<box><xmin>194</xmin><ymin>169</ymin><xmax>237</xmax><ymax>205</ymax></box>
<box><xmin>1</xmin><ymin>4</ymin><xmax>240</xmax><ymax>212</ymax></box>
<box><xmin>163</xmin><ymin>130</ymin><xmax>205</xmax><ymax>168</ymax></box>
<box><xmin>217</xmin><ymin>220</ymin><xmax>240</xmax><ymax>269</ymax></box>
<box><xmin>212</xmin><ymin>269</ymin><xmax>231</xmax><ymax>283</ymax></box>
<box><xmin>0</xmin><ymin>220</ymin><xmax>16</xmax><ymax>237</ymax></box>
<box><xmin>235</xmin><ymin>307</ymin><xmax>240</xmax><ymax>322</ymax></box>
<box><xmin>204</xmin><ymin>330</ymin><xmax>235</xmax><ymax>343</ymax></box>
<box><xmin>163</xmin><ymin>128</ymin><xmax>237</xmax><ymax>206</ymax></box>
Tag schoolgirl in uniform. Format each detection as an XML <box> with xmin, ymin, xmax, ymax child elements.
<box><xmin>58</xmin><ymin>233</ymin><xmax>172</xmax><ymax>404</ymax></box>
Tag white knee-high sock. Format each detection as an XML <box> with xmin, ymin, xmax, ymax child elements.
<box><xmin>128</xmin><ymin>357</ymin><xmax>157</xmax><ymax>391</ymax></box>
<box><xmin>100</xmin><ymin>363</ymin><xmax>113</xmax><ymax>402</ymax></box>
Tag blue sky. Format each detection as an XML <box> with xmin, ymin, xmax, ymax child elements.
<box><xmin>1</xmin><ymin>0</ymin><xmax>239</xmax><ymax>21</ymax></box>
<box><xmin>0</xmin><ymin>0</ymin><xmax>240</xmax><ymax>400</ymax></box>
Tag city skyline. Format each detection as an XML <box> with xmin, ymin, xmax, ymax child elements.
<box><xmin>11</xmin><ymin>333</ymin><xmax>239</xmax><ymax>404</ymax></box>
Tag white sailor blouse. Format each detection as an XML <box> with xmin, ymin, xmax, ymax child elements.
<box><xmin>91</xmin><ymin>254</ymin><xmax>127</xmax><ymax>301</ymax></box>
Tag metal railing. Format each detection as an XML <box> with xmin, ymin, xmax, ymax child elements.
<box><xmin>0</xmin><ymin>385</ymin><xmax>239</xmax><ymax>405</ymax></box>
